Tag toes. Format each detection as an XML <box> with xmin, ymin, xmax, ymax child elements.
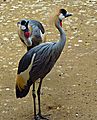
<box><xmin>38</xmin><ymin>114</ymin><xmax>49</xmax><ymax>120</ymax></box>
<box><xmin>33</xmin><ymin>114</ymin><xmax>50</xmax><ymax>120</ymax></box>
<box><xmin>34</xmin><ymin>115</ymin><xmax>40</xmax><ymax>120</ymax></box>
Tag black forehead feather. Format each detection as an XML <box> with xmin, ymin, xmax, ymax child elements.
<box><xmin>21</xmin><ymin>20</ymin><xmax>26</xmax><ymax>25</ymax></box>
<box><xmin>60</xmin><ymin>9</ymin><xmax>67</xmax><ymax>15</ymax></box>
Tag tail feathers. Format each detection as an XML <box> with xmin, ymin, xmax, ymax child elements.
<box><xmin>16</xmin><ymin>84</ymin><xmax>30</xmax><ymax>98</ymax></box>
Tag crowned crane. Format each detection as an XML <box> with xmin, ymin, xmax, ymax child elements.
<box><xmin>16</xmin><ymin>9</ymin><xmax>72</xmax><ymax>120</ymax></box>
<box><xmin>17</xmin><ymin>19</ymin><xmax>45</xmax><ymax>51</ymax></box>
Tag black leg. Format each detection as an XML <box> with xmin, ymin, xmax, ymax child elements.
<box><xmin>37</xmin><ymin>78</ymin><xmax>43</xmax><ymax>115</ymax></box>
<box><xmin>37</xmin><ymin>79</ymin><xmax>49</xmax><ymax>120</ymax></box>
<box><xmin>32</xmin><ymin>82</ymin><xmax>37</xmax><ymax>119</ymax></box>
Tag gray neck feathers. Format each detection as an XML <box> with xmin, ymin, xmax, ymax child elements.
<box><xmin>55</xmin><ymin>18</ymin><xmax>66</xmax><ymax>51</ymax></box>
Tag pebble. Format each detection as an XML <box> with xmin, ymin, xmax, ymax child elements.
<box><xmin>95</xmin><ymin>80</ymin><xmax>97</xmax><ymax>84</ymax></box>
<box><xmin>6</xmin><ymin>88</ymin><xmax>10</xmax><ymax>91</ymax></box>
<box><xmin>76</xmin><ymin>112</ymin><xmax>79</xmax><ymax>117</ymax></box>
<box><xmin>78</xmin><ymin>40</ymin><xmax>83</xmax><ymax>43</ymax></box>
<box><xmin>68</xmin><ymin>46</ymin><xmax>72</xmax><ymax>48</ymax></box>
<box><xmin>74</xmin><ymin>44</ymin><xmax>79</xmax><ymax>47</ymax></box>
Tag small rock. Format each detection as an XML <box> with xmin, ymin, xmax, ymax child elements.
<box><xmin>76</xmin><ymin>112</ymin><xmax>79</xmax><ymax>117</ymax></box>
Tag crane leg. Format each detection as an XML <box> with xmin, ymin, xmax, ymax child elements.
<box><xmin>37</xmin><ymin>78</ymin><xmax>43</xmax><ymax>115</ymax></box>
<box><xmin>32</xmin><ymin>82</ymin><xmax>37</xmax><ymax>119</ymax></box>
<box><xmin>36</xmin><ymin>78</ymin><xmax>49</xmax><ymax>120</ymax></box>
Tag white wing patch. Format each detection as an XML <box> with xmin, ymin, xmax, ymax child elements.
<box><xmin>40</xmin><ymin>30</ymin><xmax>43</xmax><ymax>38</ymax></box>
<box><xmin>19</xmin><ymin>53</ymin><xmax>36</xmax><ymax>81</ymax></box>
<box><xmin>40</xmin><ymin>30</ymin><xmax>46</xmax><ymax>42</ymax></box>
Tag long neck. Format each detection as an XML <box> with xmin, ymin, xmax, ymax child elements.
<box><xmin>55</xmin><ymin>17</ymin><xmax>66</xmax><ymax>51</ymax></box>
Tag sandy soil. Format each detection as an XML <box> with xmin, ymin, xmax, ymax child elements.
<box><xmin>0</xmin><ymin>0</ymin><xmax>97</xmax><ymax>120</ymax></box>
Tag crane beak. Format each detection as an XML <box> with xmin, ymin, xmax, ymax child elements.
<box><xmin>17</xmin><ymin>22</ymin><xmax>21</xmax><ymax>27</ymax></box>
<box><xmin>65</xmin><ymin>12</ymin><xmax>72</xmax><ymax>17</ymax></box>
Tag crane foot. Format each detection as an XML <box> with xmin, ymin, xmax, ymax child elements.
<box><xmin>34</xmin><ymin>113</ymin><xmax>49</xmax><ymax>120</ymax></box>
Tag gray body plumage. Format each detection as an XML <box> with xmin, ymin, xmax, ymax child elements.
<box><xmin>28</xmin><ymin>19</ymin><xmax>45</xmax><ymax>34</ymax></box>
<box><xmin>18</xmin><ymin>41</ymin><xmax>65</xmax><ymax>84</ymax></box>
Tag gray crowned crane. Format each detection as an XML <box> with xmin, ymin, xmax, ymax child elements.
<box><xmin>17</xmin><ymin>19</ymin><xmax>45</xmax><ymax>51</ymax></box>
<box><xmin>16</xmin><ymin>9</ymin><xmax>72</xmax><ymax>120</ymax></box>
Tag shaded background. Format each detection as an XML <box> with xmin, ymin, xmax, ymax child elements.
<box><xmin>0</xmin><ymin>0</ymin><xmax>97</xmax><ymax>120</ymax></box>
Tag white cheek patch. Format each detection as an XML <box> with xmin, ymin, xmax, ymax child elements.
<box><xmin>20</xmin><ymin>25</ymin><xmax>26</xmax><ymax>30</ymax></box>
<box><xmin>59</xmin><ymin>13</ymin><xmax>65</xmax><ymax>20</ymax></box>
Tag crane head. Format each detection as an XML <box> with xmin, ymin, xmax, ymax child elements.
<box><xmin>59</xmin><ymin>9</ymin><xmax>72</xmax><ymax>20</ymax></box>
<box><xmin>58</xmin><ymin>9</ymin><xmax>72</xmax><ymax>27</ymax></box>
<box><xmin>17</xmin><ymin>19</ymin><xmax>33</xmax><ymax>47</ymax></box>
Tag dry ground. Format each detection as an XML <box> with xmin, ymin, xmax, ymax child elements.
<box><xmin>0</xmin><ymin>0</ymin><xmax>97</xmax><ymax>120</ymax></box>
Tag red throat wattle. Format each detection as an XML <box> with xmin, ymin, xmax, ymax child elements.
<box><xmin>60</xmin><ymin>21</ymin><xmax>62</xmax><ymax>27</ymax></box>
<box><xmin>24</xmin><ymin>32</ymin><xmax>30</xmax><ymax>38</ymax></box>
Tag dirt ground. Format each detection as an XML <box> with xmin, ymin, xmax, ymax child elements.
<box><xmin>0</xmin><ymin>0</ymin><xmax>97</xmax><ymax>120</ymax></box>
